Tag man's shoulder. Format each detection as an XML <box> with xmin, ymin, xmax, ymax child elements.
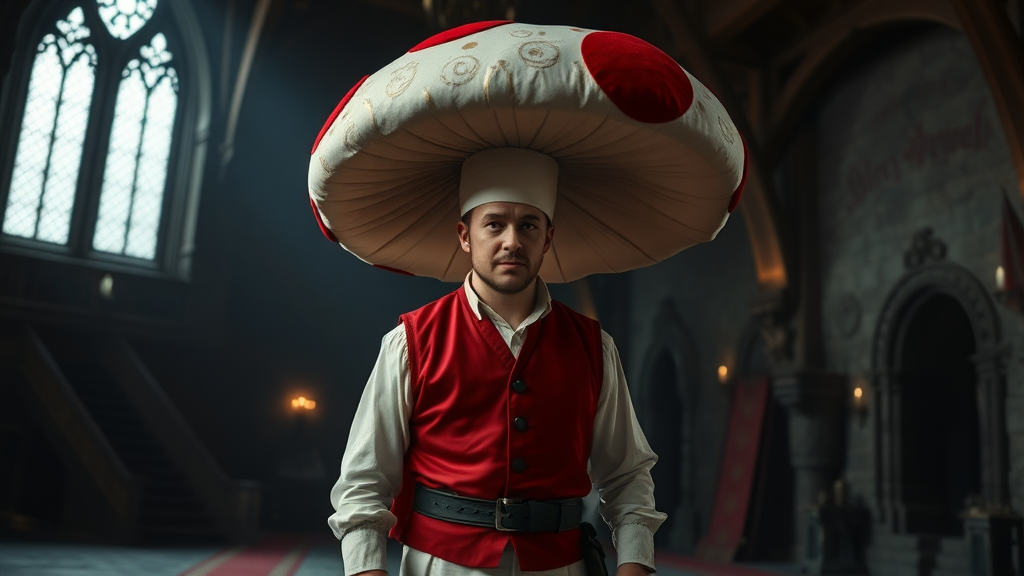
<box><xmin>400</xmin><ymin>286</ymin><xmax>465</xmax><ymax>325</ymax></box>
<box><xmin>549</xmin><ymin>299</ymin><xmax>600</xmax><ymax>330</ymax></box>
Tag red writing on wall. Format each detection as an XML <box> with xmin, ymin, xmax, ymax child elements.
<box><xmin>843</xmin><ymin>103</ymin><xmax>993</xmax><ymax>212</ymax></box>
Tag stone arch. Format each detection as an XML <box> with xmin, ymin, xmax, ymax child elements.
<box><xmin>872</xmin><ymin>261</ymin><xmax>1005</xmax><ymax>534</ymax></box>
<box><xmin>635</xmin><ymin>299</ymin><xmax>700</xmax><ymax>552</ymax></box>
<box><xmin>766</xmin><ymin>2</ymin><xmax>961</xmax><ymax>165</ymax></box>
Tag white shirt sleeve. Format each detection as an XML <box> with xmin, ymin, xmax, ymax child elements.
<box><xmin>329</xmin><ymin>324</ymin><xmax>412</xmax><ymax>575</ymax></box>
<box><xmin>590</xmin><ymin>330</ymin><xmax>667</xmax><ymax>571</ymax></box>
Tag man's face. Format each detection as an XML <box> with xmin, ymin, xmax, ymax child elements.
<box><xmin>457</xmin><ymin>202</ymin><xmax>554</xmax><ymax>295</ymax></box>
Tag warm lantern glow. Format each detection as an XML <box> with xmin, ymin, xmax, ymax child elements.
<box><xmin>854</xmin><ymin>387</ymin><xmax>863</xmax><ymax>399</ymax></box>
<box><xmin>717</xmin><ymin>365</ymin><xmax>729</xmax><ymax>383</ymax></box>
<box><xmin>997</xmin><ymin>266</ymin><xmax>1006</xmax><ymax>291</ymax></box>
<box><xmin>291</xmin><ymin>396</ymin><xmax>316</xmax><ymax>410</ymax></box>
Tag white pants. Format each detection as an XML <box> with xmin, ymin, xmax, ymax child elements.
<box><xmin>400</xmin><ymin>544</ymin><xmax>588</xmax><ymax>576</ymax></box>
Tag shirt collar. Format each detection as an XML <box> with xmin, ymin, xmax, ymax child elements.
<box><xmin>463</xmin><ymin>271</ymin><xmax>552</xmax><ymax>325</ymax></box>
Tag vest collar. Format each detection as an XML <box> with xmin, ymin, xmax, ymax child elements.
<box><xmin>462</xmin><ymin>271</ymin><xmax>552</xmax><ymax>327</ymax></box>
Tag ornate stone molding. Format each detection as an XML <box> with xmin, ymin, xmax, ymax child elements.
<box><xmin>902</xmin><ymin>227</ymin><xmax>948</xmax><ymax>270</ymax></box>
<box><xmin>872</xmin><ymin>261</ymin><xmax>1006</xmax><ymax>531</ymax></box>
<box><xmin>750</xmin><ymin>287</ymin><xmax>796</xmax><ymax>369</ymax></box>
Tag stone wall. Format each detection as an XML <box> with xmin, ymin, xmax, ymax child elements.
<box><xmin>814</xmin><ymin>26</ymin><xmax>1020</xmax><ymax>517</ymax></box>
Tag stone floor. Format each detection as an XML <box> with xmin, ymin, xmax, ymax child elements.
<box><xmin>0</xmin><ymin>537</ymin><xmax>802</xmax><ymax>576</ymax></box>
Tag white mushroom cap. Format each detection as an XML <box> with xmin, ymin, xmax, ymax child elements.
<box><xmin>308</xmin><ymin>21</ymin><xmax>747</xmax><ymax>282</ymax></box>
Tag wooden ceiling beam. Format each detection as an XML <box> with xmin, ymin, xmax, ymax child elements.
<box><xmin>704</xmin><ymin>0</ymin><xmax>789</xmax><ymax>40</ymax></box>
<box><xmin>353</xmin><ymin>0</ymin><xmax>423</xmax><ymax>19</ymax></box>
<box><xmin>650</xmin><ymin>0</ymin><xmax>790</xmax><ymax>291</ymax></box>
<box><xmin>953</xmin><ymin>0</ymin><xmax>1024</xmax><ymax>206</ymax></box>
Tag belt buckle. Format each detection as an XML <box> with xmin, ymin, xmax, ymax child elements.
<box><xmin>495</xmin><ymin>497</ymin><xmax>524</xmax><ymax>531</ymax></box>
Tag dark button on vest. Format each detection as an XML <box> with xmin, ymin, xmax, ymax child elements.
<box><xmin>514</xmin><ymin>417</ymin><xmax>528</xmax><ymax>432</ymax></box>
<box><xmin>512</xmin><ymin>458</ymin><xmax>526</xmax><ymax>473</ymax></box>
<box><xmin>512</xmin><ymin>379</ymin><xmax>527</xmax><ymax>393</ymax></box>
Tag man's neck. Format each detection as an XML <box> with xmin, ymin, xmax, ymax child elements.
<box><xmin>470</xmin><ymin>272</ymin><xmax>538</xmax><ymax>329</ymax></box>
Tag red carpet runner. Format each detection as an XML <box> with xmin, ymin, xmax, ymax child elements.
<box><xmin>657</xmin><ymin>550</ymin><xmax>792</xmax><ymax>576</ymax></box>
<box><xmin>179</xmin><ymin>535</ymin><xmax>313</xmax><ymax>576</ymax></box>
<box><xmin>695</xmin><ymin>376</ymin><xmax>770</xmax><ymax>563</ymax></box>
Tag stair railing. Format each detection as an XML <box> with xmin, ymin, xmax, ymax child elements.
<box><xmin>103</xmin><ymin>336</ymin><xmax>260</xmax><ymax>543</ymax></box>
<box><xmin>17</xmin><ymin>326</ymin><xmax>140</xmax><ymax>537</ymax></box>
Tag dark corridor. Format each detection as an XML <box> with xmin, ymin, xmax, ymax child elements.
<box><xmin>648</xmin><ymin>349</ymin><xmax>684</xmax><ymax>550</ymax></box>
<box><xmin>898</xmin><ymin>293</ymin><xmax>981</xmax><ymax>535</ymax></box>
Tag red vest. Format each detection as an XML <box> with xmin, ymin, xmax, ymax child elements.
<box><xmin>389</xmin><ymin>286</ymin><xmax>603</xmax><ymax>570</ymax></box>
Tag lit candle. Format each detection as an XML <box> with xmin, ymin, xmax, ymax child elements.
<box><xmin>717</xmin><ymin>365</ymin><xmax>729</xmax><ymax>384</ymax></box>
<box><xmin>291</xmin><ymin>396</ymin><xmax>316</xmax><ymax>410</ymax></box>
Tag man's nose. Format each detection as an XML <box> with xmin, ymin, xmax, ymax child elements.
<box><xmin>501</xmin><ymin>228</ymin><xmax>523</xmax><ymax>251</ymax></box>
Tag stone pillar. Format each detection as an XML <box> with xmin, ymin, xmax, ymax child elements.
<box><xmin>772</xmin><ymin>370</ymin><xmax>847</xmax><ymax>560</ymax></box>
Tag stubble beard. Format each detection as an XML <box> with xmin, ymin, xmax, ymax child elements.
<box><xmin>474</xmin><ymin>256</ymin><xmax>539</xmax><ymax>295</ymax></box>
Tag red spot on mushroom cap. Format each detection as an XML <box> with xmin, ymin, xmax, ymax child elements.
<box><xmin>310</xmin><ymin>196</ymin><xmax>338</xmax><ymax>243</ymax></box>
<box><xmin>581</xmin><ymin>31</ymin><xmax>693</xmax><ymax>123</ymax></box>
<box><xmin>728</xmin><ymin>137</ymin><xmax>749</xmax><ymax>213</ymax></box>
<box><xmin>408</xmin><ymin>21</ymin><xmax>513</xmax><ymax>53</ymax></box>
<box><xmin>311</xmin><ymin>74</ymin><xmax>368</xmax><ymax>155</ymax></box>
<box><xmin>374</xmin><ymin>264</ymin><xmax>415</xmax><ymax>276</ymax></box>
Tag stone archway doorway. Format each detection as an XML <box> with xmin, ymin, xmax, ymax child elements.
<box><xmin>638</xmin><ymin>300</ymin><xmax>698</xmax><ymax>553</ymax></box>
<box><xmin>874</xmin><ymin>262</ymin><xmax>1007</xmax><ymax>537</ymax></box>
<box><xmin>648</xmin><ymin>348</ymin><xmax>683</xmax><ymax>549</ymax></box>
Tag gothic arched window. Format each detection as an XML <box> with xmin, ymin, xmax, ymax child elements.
<box><xmin>0</xmin><ymin>0</ymin><xmax>210</xmax><ymax>276</ymax></box>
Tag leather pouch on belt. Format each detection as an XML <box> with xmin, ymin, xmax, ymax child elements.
<box><xmin>580</xmin><ymin>522</ymin><xmax>609</xmax><ymax>576</ymax></box>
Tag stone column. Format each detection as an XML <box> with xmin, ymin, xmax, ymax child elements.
<box><xmin>773</xmin><ymin>371</ymin><xmax>847</xmax><ymax>561</ymax></box>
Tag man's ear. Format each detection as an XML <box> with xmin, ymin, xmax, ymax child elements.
<box><xmin>542</xmin><ymin>223</ymin><xmax>555</xmax><ymax>254</ymax></box>
<box><xmin>457</xmin><ymin>221</ymin><xmax>471</xmax><ymax>253</ymax></box>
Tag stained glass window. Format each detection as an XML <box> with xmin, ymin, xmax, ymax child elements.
<box><xmin>96</xmin><ymin>0</ymin><xmax>158</xmax><ymax>40</ymax></box>
<box><xmin>2</xmin><ymin>7</ymin><xmax>96</xmax><ymax>244</ymax></box>
<box><xmin>93</xmin><ymin>33</ymin><xmax>179</xmax><ymax>260</ymax></box>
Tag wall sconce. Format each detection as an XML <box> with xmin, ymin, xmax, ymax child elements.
<box><xmin>99</xmin><ymin>273</ymin><xmax>114</xmax><ymax>300</ymax></box>
<box><xmin>291</xmin><ymin>396</ymin><xmax>316</xmax><ymax>411</ymax></box>
<box><xmin>717</xmin><ymin>365</ymin><xmax>729</xmax><ymax>384</ymax></box>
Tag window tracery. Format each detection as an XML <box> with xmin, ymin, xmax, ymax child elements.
<box><xmin>0</xmin><ymin>0</ymin><xmax>206</xmax><ymax>275</ymax></box>
<box><xmin>94</xmin><ymin>32</ymin><xmax>178</xmax><ymax>258</ymax></box>
<box><xmin>96</xmin><ymin>0</ymin><xmax>158</xmax><ymax>40</ymax></box>
<box><xmin>3</xmin><ymin>7</ymin><xmax>96</xmax><ymax>244</ymax></box>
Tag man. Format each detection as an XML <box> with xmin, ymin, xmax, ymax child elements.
<box><xmin>329</xmin><ymin>147</ymin><xmax>664</xmax><ymax>575</ymax></box>
<box><xmin>309</xmin><ymin>21</ymin><xmax>746</xmax><ymax>576</ymax></box>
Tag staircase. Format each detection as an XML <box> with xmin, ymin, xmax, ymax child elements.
<box><xmin>8</xmin><ymin>323</ymin><xmax>261</xmax><ymax>544</ymax></box>
<box><xmin>40</xmin><ymin>330</ymin><xmax>220</xmax><ymax>543</ymax></box>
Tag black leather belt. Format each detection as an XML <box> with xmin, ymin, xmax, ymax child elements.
<box><xmin>412</xmin><ymin>484</ymin><xmax>583</xmax><ymax>532</ymax></box>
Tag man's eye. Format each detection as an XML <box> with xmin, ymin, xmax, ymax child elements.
<box><xmin>521</xmin><ymin>223</ymin><xmax>535</xmax><ymax>230</ymax></box>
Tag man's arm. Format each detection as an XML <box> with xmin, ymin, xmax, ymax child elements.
<box><xmin>589</xmin><ymin>330</ymin><xmax>668</xmax><ymax>573</ymax></box>
<box><xmin>328</xmin><ymin>325</ymin><xmax>412</xmax><ymax>576</ymax></box>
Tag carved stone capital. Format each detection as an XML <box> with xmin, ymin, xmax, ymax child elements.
<box><xmin>750</xmin><ymin>288</ymin><xmax>796</xmax><ymax>369</ymax></box>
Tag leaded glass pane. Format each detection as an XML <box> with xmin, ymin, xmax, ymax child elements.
<box><xmin>94</xmin><ymin>33</ymin><xmax>178</xmax><ymax>260</ymax></box>
<box><xmin>3</xmin><ymin>7</ymin><xmax>96</xmax><ymax>244</ymax></box>
<box><xmin>96</xmin><ymin>0</ymin><xmax>158</xmax><ymax>40</ymax></box>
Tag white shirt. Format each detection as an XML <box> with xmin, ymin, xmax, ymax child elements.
<box><xmin>329</xmin><ymin>274</ymin><xmax>666</xmax><ymax>575</ymax></box>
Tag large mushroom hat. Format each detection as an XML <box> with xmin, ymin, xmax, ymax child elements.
<box><xmin>308</xmin><ymin>21</ymin><xmax>747</xmax><ymax>283</ymax></box>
